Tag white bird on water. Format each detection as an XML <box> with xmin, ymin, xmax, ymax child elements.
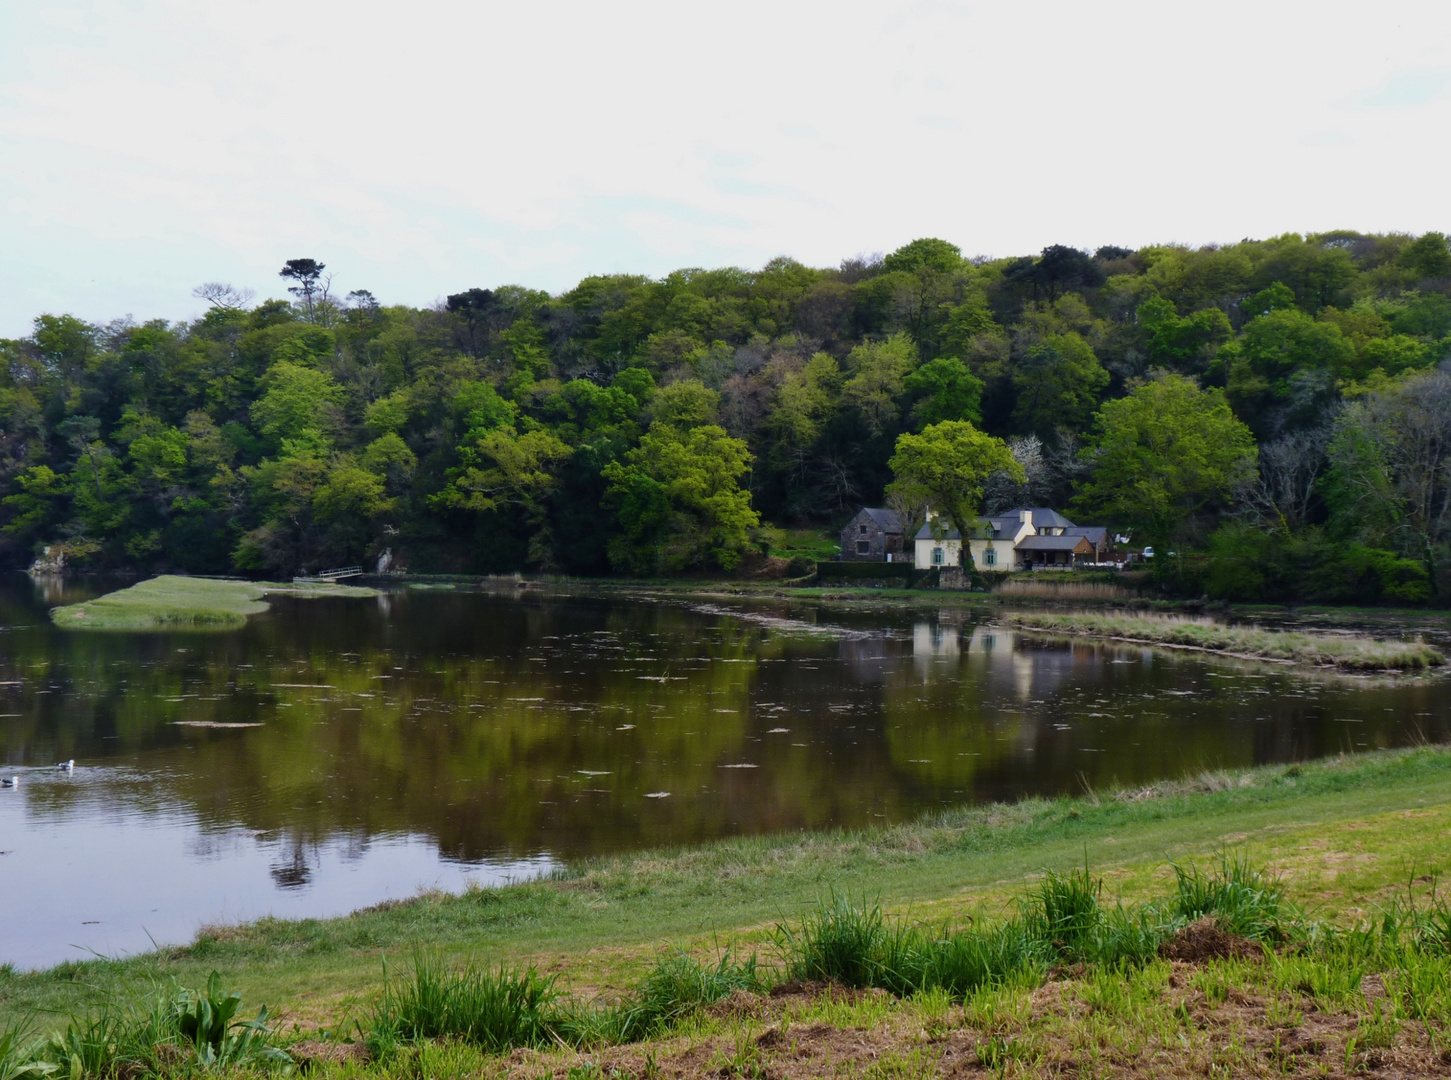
<box><xmin>56</xmin><ymin>759</ymin><xmax>74</xmax><ymax>771</ymax></box>
<box><xmin>1</xmin><ymin>776</ymin><xmax>17</xmax><ymax>788</ymax></box>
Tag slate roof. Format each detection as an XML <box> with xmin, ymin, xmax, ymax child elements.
<box><xmin>915</xmin><ymin>522</ymin><xmax>961</xmax><ymax>541</ymax></box>
<box><xmin>1063</xmin><ymin>525</ymin><xmax>1108</xmax><ymax>546</ymax></box>
<box><xmin>1002</xmin><ymin>507</ymin><xmax>1076</xmax><ymax>530</ymax></box>
<box><xmin>854</xmin><ymin>507</ymin><xmax>905</xmax><ymax>533</ymax></box>
<box><xmin>914</xmin><ymin>510</ymin><xmax>1107</xmax><ymax>546</ymax></box>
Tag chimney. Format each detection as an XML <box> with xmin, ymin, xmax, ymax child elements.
<box><xmin>1019</xmin><ymin>509</ymin><xmax>1032</xmax><ymax>525</ymax></box>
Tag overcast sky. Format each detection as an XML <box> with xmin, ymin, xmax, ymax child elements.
<box><xmin>2</xmin><ymin>0</ymin><xmax>1449</xmax><ymax>336</ymax></box>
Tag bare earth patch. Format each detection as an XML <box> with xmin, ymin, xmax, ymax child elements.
<box><xmin>482</xmin><ymin>966</ymin><xmax>1451</xmax><ymax>1080</ymax></box>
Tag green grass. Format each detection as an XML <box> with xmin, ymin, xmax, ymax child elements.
<box><xmin>764</xmin><ymin>527</ymin><xmax>839</xmax><ymax>564</ymax></box>
<box><xmin>1004</xmin><ymin>609</ymin><xmax>1446</xmax><ymax>670</ymax></box>
<box><xmin>8</xmin><ymin>856</ymin><xmax>1451</xmax><ymax>1078</ymax></box>
<box><xmin>49</xmin><ymin>575</ymin><xmax>377</xmax><ymax>631</ymax></box>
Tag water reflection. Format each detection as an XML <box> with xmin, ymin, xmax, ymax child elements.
<box><xmin>1</xmin><ymin>581</ymin><xmax>1448</xmax><ymax>967</ymax></box>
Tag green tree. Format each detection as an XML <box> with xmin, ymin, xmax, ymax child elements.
<box><xmin>1074</xmin><ymin>374</ymin><xmax>1258</xmax><ymax>562</ymax></box>
<box><xmin>602</xmin><ymin>423</ymin><xmax>757</xmax><ymax>574</ymax></box>
<box><xmin>1136</xmin><ymin>296</ymin><xmax>1231</xmax><ymax>373</ymax></box>
<box><xmin>434</xmin><ymin>427</ymin><xmax>573</xmax><ymax>567</ymax></box>
<box><xmin>1398</xmin><ymin>231</ymin><xmax>1451</xmax><ymax>279</ymax></box>
<box><xmin>1323</xmin><ymin>368</ymin><xmax>1451</xmax><ymax>590</ymax></box>
<box><xmin>1010</xmin><ymin>332</ymin><xmax>1109</xmax><ymax>438</ymax></box>
<box><xmin>250</xmin><ymin>361</ymin><xmax>345</xmax><ymax>452</ymax></box>
<box><xmin>1220</xmin><ymin>308</ymin><xmax>1353</xmax><ymax>435</ymax></box>
<box><xmin>841</xmin><ymin>333</ymin><xmax>917</xmax><ymax>437</ymax></box>
<box><xmin>903</xmin><ymin>356</ymin><xmax>984</xmax><ymax>428</ymax></box>
<box><xmin>886</xmin><ymin>421</ymin><xmax>1021</xmax><ymax>567</ymax></box>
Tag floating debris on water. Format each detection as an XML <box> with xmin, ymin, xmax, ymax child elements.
<box><xmin>173</xmin><ymin>721</ymin><xmax>264</xmax><ymax>729</ymax></box>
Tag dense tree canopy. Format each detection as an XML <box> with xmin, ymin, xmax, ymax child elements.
<box><xmin>1</xmin><ymin>231</ymin><xmax>1449</xmax><ymax>600</ymax></box>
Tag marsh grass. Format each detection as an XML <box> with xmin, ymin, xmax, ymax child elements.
<box><xmin>995</xmin><ymin>579</ymin><xmax>1134</xmax><ymax>601</ymax></box>
<box><xmin>1004</xmin><ymin>609</ymin><xmax>1445</xmax><ymax>670</ymax></box>
<box><xmin>51</xmin><ymin>575</ymin><xmax>376</xmax><ymax>631</ymax></box>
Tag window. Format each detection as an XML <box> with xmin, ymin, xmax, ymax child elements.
<box><xmin>931</xmin><ymin>547</ymin><xmax>945</xmax><ymax>565</ymax></box>
<box><xmin>856</xmin><ymin>541</ymin><xmax>870</xmax><ymax>555</ymax></box>
<box><xmin>984</xmin><ymin>547</ymin><xmax>996</xmax><ymax>566</ymax></box>
<box><xmin>859</xmin><ymin>524</ymin><xmax>868</xmax><ymax>534</ymax></box>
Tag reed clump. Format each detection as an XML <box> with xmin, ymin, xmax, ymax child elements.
<box><xmin>1004</xmin><ymin>609</ymin><xmax>1445</xmax><ymax>670</ymax></box>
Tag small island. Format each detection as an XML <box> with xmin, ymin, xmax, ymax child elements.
<box><xmin>50</xmin><ymin>574</ymin><xmax>377</xmax><ymax>631</ymax></box>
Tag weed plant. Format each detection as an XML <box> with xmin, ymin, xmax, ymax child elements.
<box><xmin>0</xmin><ymin>973</ymin><xmax>286</xmax><ymax>1079</ymax></box>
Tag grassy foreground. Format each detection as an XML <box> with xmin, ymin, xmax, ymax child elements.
<box><xmin>5</xmin><ymin>745</ymin><xmax>1451</xmax><ymax>1077</ymax></box>
<box><xmin>1003</xmin><ymin>609</ymin><xmax>1446</xmax><ymax>671</ymax></box>
<box><xmin>49</xmin><ymin>575</ymin><xmax>377</xmax><ymax>631</ymax></box>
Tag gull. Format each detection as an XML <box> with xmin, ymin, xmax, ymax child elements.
<box><xmin>56</xmin><ymin>759</ymin><xmax>74</xmax><ymax>771</ymax></box>
<box><xmin>0</xmin><ymin>776</ymin><xmax>17</xmax><ymax>788</ymax></box>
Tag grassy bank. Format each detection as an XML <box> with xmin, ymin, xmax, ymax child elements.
<box><xmin>49</xmin><ymin>575</ymin><xmax>377</xmax><ymax>630</ymax></box>
<box><xmin>1004</xmin><ymin>609</ymin><xmax>1446</xmax><ymax>671</ymax></box>
<box><xmin>4</xmin><ymin>744</ymin><xmax>1451</xmax><ymax>1077</ymax></box>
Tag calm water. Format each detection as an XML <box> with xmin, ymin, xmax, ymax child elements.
<box><xmin>2</xmin><ymin>576</ymin><xmax>1448</xmax><ymax>968</ymax></box>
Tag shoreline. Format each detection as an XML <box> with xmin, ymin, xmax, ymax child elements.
<box><xmin>5</xmin><ymin>742</ymin><xmax>1450</xmax><ymax>984</ymax></box>
<box><xmin>3</xmin><ymin>743</ymin><xmax>1451</xmax><ymax>1076</ymax></box>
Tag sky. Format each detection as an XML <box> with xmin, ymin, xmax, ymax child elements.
<box><xmin>2</xmin><ymin>0</ymin><xmax>1450</xmax><ymax>336</ymax></box>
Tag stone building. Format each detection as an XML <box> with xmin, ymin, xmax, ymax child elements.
<box><xmin>839</xmin><ymin>508</ymin><xmax>907</xmax><ymax>562</ymax></box>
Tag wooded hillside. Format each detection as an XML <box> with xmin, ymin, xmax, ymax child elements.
<box><xmin>2</xmin><ymin>234</ymin><xmax>1447</xmax><ymax>602</ymax></box>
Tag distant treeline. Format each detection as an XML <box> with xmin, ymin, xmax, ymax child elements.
<box><xmin>1</xmin><ymin>234</ymin><xmax>1448</xmax><ymax>603</ymax></box>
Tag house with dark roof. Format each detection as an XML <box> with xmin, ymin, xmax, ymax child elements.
<box><xmin>913</xmin><ymin>508</ymin><xmax>1115</xmax><ymax>571</ymax></box>
<box><xmin>840</xmin><ymin>507</ymin><xmax>907</xmax><ymax>561</ymax></box>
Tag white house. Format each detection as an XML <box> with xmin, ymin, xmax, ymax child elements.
<box><xmin>913</xmin><ymin>508</ymin><xmax>1113</xmax><ymax>571</ymax></box>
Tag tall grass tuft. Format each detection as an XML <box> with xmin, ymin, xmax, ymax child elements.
<box><xmin>370</xmin><ymin>953</ymin><xmax>563</xmax><ymax>1054</ymax></box>
<box><xmin>1172</xmin><ymin>854</ymin><xmax>1295</xmax><ymax>940</ymax></box>
<box><xmin>618</xmin><ymin>950</ymin><xmax>764</xmax><ymax>1040</ymax></box>
<box><xmin>892</xmin><ymin>921</ymin><xmax>1046</xmax><ymax>999</ymax></box>
<box><xmin>1022</xmin><ymin>865</ymin><xmax>1102</xmax><ymax>958</ymax></box>
<box><xmin>778</xmin><ymin>894</ymin><xmax>897</xmax><ymax>989</ymax></box>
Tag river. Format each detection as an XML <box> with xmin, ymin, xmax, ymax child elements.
<box><xmin>1</xmin><ymin>576</ymin><xmax>1447</xmax><ymax>968</ymax></box>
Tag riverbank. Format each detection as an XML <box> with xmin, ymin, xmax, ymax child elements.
<box><xmin>3</xmin><ymin>743</ymin><xmax>1451</xmax><ymax>1077</ymax></box>
<box><xmin>49</xmin><ymin>574</ymin><xmax>378</xmax><ymax>630</ymax></box>
<box><xmin>1002</xmin><ymin>609</ymin><xmax>1445</xmax><ymax>671</ymax></box>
